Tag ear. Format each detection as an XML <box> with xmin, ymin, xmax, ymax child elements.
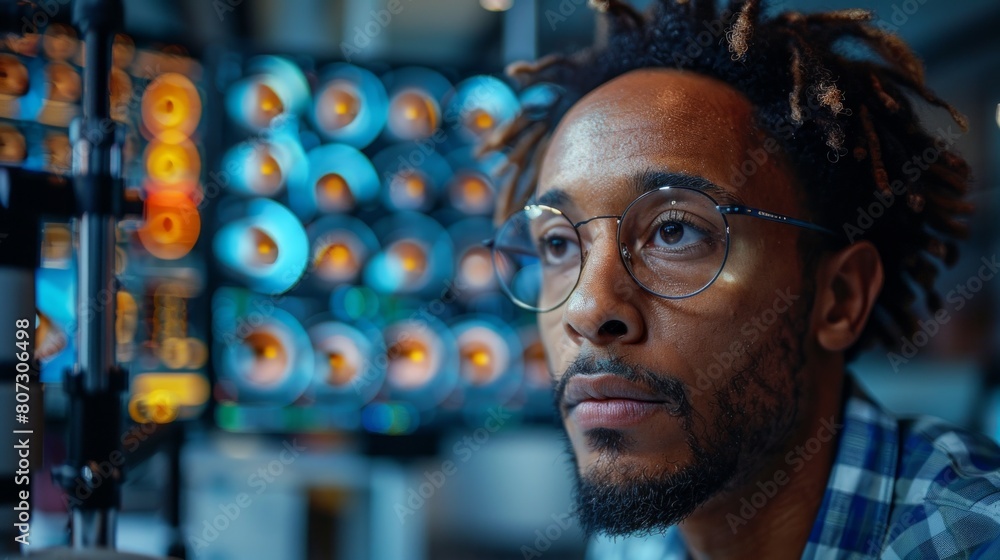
<box><xmin>811</xmin><ymin>241</ymin><xmax>884</xmax><ymax>352</ymax></box>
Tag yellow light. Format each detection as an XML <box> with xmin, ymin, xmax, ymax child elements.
<box><xmin>469</xmin><ymin>109</ymin><xmax>495</xmax><ymax>132</ymax></box>
<box><xmin>262</xmin><ymin>345</ymin><xmax>278</xmax><ymax>359</ymax></box>
<box><xmin>317</xmin><ymin>80</ymin><xmax>363</xmax><ymax>131</ymax></box>
<box><xmin>255</xmin><ymin>83</ymin><xmax>285</xmax><ymax>126</ymax></box>
<box><xmin>470</xmin><ymin>350</ymin><xmax>490</xmax><ymax>367</ymax></box>
<box><xmin>145</xmin><ymin>139</ymin><xmax>200</xmax><ymax>185</ymax></box>
<box><xmin>132</xmin><ymin>373</ymin><xmax>210</xmax><ymax>408</ymax></box>
<box><xmin>404</xmin><ymin>106</ymin><xmax>419</xmax><ymax>120</ymax></box>
<box><xmin>248</xmin><ymin>227</ymin><xmax>279</xmax><ymax>265</ymax></box>
<box><xmin>316</xmin><ymin>173</ymin><xmax>354</xmax><ymax>211</ymax></box>
<box><xmin>408</xmin><ymin>349</ymin><xmax>425</xmax><ymax>363</ymax></box>
<box><xmin>128</xmin><ymin>389</ymin><xmax>179</xmax><ymax>424</ymax></box>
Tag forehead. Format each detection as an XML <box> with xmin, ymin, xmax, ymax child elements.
<box><xmin>537</xmin><ymin>68</ymin><xmax>798</xmax><ymax>214</ymax></box>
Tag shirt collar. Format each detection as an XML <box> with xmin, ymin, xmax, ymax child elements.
<box><xmin>801</xmin><ymin>375</ymin><xmax>899</xmax><ymax>557</ymax></box>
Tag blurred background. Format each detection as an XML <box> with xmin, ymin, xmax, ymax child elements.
<box><xmin>0</xmin><ymin>0</ymin><xmax>998</xmax><ymax>558</ymax></box>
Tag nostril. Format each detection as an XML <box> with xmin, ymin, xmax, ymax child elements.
<box><xmin>598</xmin><ymin>319</ymin><xmax>627</xmax><ymax>338</ymax></box>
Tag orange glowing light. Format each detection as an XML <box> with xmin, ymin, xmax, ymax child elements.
<box><xmin>316</xmin><ymin>173</ymin><xmax>354</xmax><ymax>211</ymax></box>
<box><xmin>42</xmin><ymin>24</ymin><xmax>78</xmax><ymax>61</ymax></box>
<box><xmin>388</xmin><ymin>90</ymin><xmax>438</xmax><ymax>139</ymax></box>
<box><xmin>318</xmin><ymin>81</ymin><xmax>361</xmax><ymax>131</ymax></box>
<box><xmin>45</xmin><ymin>62</ymin><xmax>81</xmax><ymax>103</ymax></box>
<box><xmin>142</xmin><ymin>73</ymin><xmax>202</xmax><ymax>142</ymax></box>
<box><xmin>251</xmin><ymin>83</ymin><xmax>285</xmax><ymax>128</ymax></box>
<box><xmin>0</xmin><ymin>55</ymin><xmax>29</xmax><ymax>97</ymax></box>
<box><xmin>249</xmin><ymin>227</ymin><xmax>279</xmax><ymax>266</ymax></box>
<box><xmin>145</xmin><ymin>139</ymin><xmax>200</xmax><ymax>185</ymax></box>
<box><xmin>138</xmin><ymin>190</ymin><xmax>201</xmax><ymax>260</ymax></box>
<box><xmin>249</xmin><ymin>147</ymin><xmax>284</xmax><ymax>195</ymax></box>
<box><xmin>243</xmin><ymin>330</ymin><xmax>289</xmax><ymax>387</ymax></box>
<box><xmin>0</xmin><ymin>126</ymin><xmax>27</xmax><ymax>164</ymax></box>
<box><xmin>387</xmin><ymin>336</ymin><xmax>436</xmax><ymax>389</ymax></box>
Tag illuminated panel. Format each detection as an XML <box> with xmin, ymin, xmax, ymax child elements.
<box><xmin>446</xmin><ymin>147</ymin><xmax>504</xmax><ymax>216</ymax></box>
<box><xmin>372</xmin><ymin>143</ymin><xmax>451</xmax><ymax>212</ymax></box>
<box><xmin>213</xmin><ymin>198</ymin><xmax>309</xmax><ymax>295</ymax></box>
<box><xmin>221</xmin><ymin>132</ymin><xmax>307</xmax><ymax>198</ymax></box>
<box><xmin>449</xmin><ymin>218</ymin><xmax>497</xmax><ymax>296</ymax></box>
<box><xmin>312</xmin><ymin>63</ymin><xmax>388</xmax><ymax>149</ymax></box>
<box><xmin>138</xmin><ymin>189</ymin><xmax>201</xmax><ymax>260</ymax></box>
<box><xmin>363</xmin><ymin>212</ymin><xmax>453</xmax><ymax>296</ymax></box>
<box><xmin>290</xmin><ymin>143</ymin><xmax>379</xmax><ymax>219</ymax></box>
<box><xmin>213</xmin><ymin>296</ymin><xmax>314</xmax><ymax>405</ymax></box>
<box><xmin>141</xmin><ymin>72</ymin><xmax>202</xmax><ymax>143</ymax></box>
<box><xmin>382</xmin><ymin>67</ymin><xmax>451</xmax><ymax>141</ymax></box>
<box><xmin>451</xmin><ymin>316</ymin><xmax>523</xmax><ymax>409</ymax></box>
<box><xmin>446</xmin><ymin>76</ymin><xmax>518</xmax><ymax>141</ymax></box>
<box><xmin>309</xmin><ymin>321</ymin><xmax>384</xmax><ymax>404</ymax></box>
<box><xmin>226</xmin><ymin>56</ymin><xmax>309</xmax><ymax>131</ymax></box>
<box><xmin>382</xmin><ymin>317</ymin><xmax>458</xmax><ymax>408</ymax></box>
<box><xmin>308</xmin><ymin>216</ymin><xmax>379</xmax><ymax>285</ymax></box>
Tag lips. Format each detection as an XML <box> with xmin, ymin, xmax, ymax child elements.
<box><xmin>563</xmin><ymin>374</ymin><xmax>673</xmax><ymax>430</ymax></box>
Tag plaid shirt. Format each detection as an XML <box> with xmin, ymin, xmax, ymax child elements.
<box><xmin>587</xmin><ymin>376</ymin><xmax>1000</xmax><ymax>559</ymax></box>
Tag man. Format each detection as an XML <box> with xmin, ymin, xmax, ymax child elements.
<box><xmin>483</xmin><ymin>0</ymin><xmax>1000</xmax><ymax>558</ymax></box>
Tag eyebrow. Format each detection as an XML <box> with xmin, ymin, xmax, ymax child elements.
<box><xmin>532</xmin><ymin>170</ymin><xmax>745</xmax><ymax>210</ymax></box>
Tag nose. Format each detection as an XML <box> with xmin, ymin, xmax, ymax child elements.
<box><xmin>563</xmin><ymin>222</ymin><xmax>646</xmax><ymax>347</ymax></box>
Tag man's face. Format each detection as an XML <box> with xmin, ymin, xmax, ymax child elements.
<box><xmin>537</xmin><ymin>68</ymin><xmax>814</xmax><ymax>535</ymax></box>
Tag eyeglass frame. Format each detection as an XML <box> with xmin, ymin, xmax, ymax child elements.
<box><xmin>484</xmin><ymin>185</ymin><xmax>841</xmax><ymax>312</ymax></box>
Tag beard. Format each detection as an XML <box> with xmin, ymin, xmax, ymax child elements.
<box><xmin>553</xmin><ymin>295</ymin><xmax>810</xmax><ymax>538</ymax></box>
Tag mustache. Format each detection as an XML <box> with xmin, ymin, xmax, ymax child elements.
<box><xmin>553</xmin><ymin>355</ymin><xmax>690</xmax><ymax>416</ymax></box>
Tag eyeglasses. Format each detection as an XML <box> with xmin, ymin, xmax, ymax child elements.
<box><xmin>485</xmin><ymin>185</ymin><xmax>838</xmax><ymax>312</ymax></box>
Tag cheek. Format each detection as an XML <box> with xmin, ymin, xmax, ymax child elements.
<box><xmin>538</xmin><ymin>312</ymin><xmax>572</xmax><ymax>374</ymax></box>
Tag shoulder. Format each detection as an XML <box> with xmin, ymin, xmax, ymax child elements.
<box><xmin>881</xmin><ymin>416</ymin><xmax>1000</xmax><ymax>558</ymax></box>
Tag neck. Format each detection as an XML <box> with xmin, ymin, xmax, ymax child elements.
<box><xmin>676</xmin><ymin>360</ymin><xmax>845</xmax><ymax>560</ymax></box>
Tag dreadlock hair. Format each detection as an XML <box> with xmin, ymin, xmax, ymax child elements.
<box><xmin>480</xmin><ymin>0</ymin><xmax>973</xmax><ymax>360</ymax></box>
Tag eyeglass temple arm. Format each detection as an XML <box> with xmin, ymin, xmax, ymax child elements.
<box><xmin>717</xmin><ymin>205</ymin><xmax>839</xmax><ymax>237</ymax></box>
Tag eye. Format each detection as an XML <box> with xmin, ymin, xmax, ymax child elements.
<box><xmin>536</xmin><ymin>231</ymin><xmax>580</xmax><ymax>267</ymax></box>
<box><xmin>654</xmin><ymin>220</ymin><xmax>706</xmax><ymax>248</ymax></box>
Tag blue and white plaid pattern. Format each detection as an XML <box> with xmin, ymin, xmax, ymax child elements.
<box><xmin>587</xmin><ymin>378</ymin><xmax>1000</xmax><ymax>559</ymax></box>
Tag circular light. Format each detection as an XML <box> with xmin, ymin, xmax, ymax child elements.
<box><xmin>138</xmin><ymin>190</ymin><xmax>201</xmax><ymax>260</ymax></box>
<box><xmin>161</xmin><ymin>337</ymin><xmax>190</xmax><ymax>370</ymax></box>
<box><xmin>387</xmin><ymin>336</ymin><xmax>436</xmax><ymax>390</ymax></box>
<box><xmin>142</xmin><ymin>73</ymin><xmax>202</xmax><ymax>142</ymax></box>
<box><xmin>458</xmin><ymin>327</ymin><xmax>508</xmax><ymax>386</ymax></box>
<box><xmin>480</xmin><ymin>0</ymin><xmax>513</xmax><ymax>11</ymax></box>
<box><xmin>316</xmin><ymin>173</ymin><xmax>355</xmax><ymax>212</ymax></box>
<box><xmin>314</xmin><ymin>235</ymin><xmax>363</xmax><ymax>282</ymax></box>
<box><xmin>388</xmin><ymin>170</ymin><xmax>430</xmax><ymax>210</ymax></box>
<box><xmin>317</xmin><ymin>80</ymin><xmax>362</xmax><ymax>131</ymax></box>
<box><xmin>42</xmin><ymin>24</ymin><xmax>78</xmax><ymax>61</ymax></box>
<box><xmin>449</xmin><ymin>172</ymin><xmax>494</xmax><ymax>215</ymax></box>
<box><xmin>247</xmin><ymin>227</ymin><xmax>280</xmax><ymax>266</ymax></box>
<box><xmin>186</xmin><ymin>338</ymin><xmax>209</xmax><ymax>369</ymax></box>
<box><xmin>45</xmin><ymin>62</ymin><xmax>81</xmax><ymax>103</ymax></box>
<box><xmin>457</xmin><ymin>246</ymin><xmax>495</xmax><ymax>291</ymax></box>
<box><xmin>388</xmin><ymin>89</ymin><xmax>439</xmax><ymax>140</ymax></box>
<box><xmin>0</xmin><ymin>54</ymin><xmax>29</xmax><ymax>97</ymax></box>
<box><xmin>145</xmin><ymin>139</ymin><xmax>201</xmax><ymax>186</ymax></box>
<box><xmin>242</xmin><ymin>329</ymin><xmax>290</xmax><ymax>387</ymax></box>
<box><xmin>0</xmin><ymin>125</ymin><xmax>27</xmax><ymax>164</ymax></box>
<box><xmin>113</xmin><ymin>34</ymin><xmax>136</xmax><ymax>69</ymax></box>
